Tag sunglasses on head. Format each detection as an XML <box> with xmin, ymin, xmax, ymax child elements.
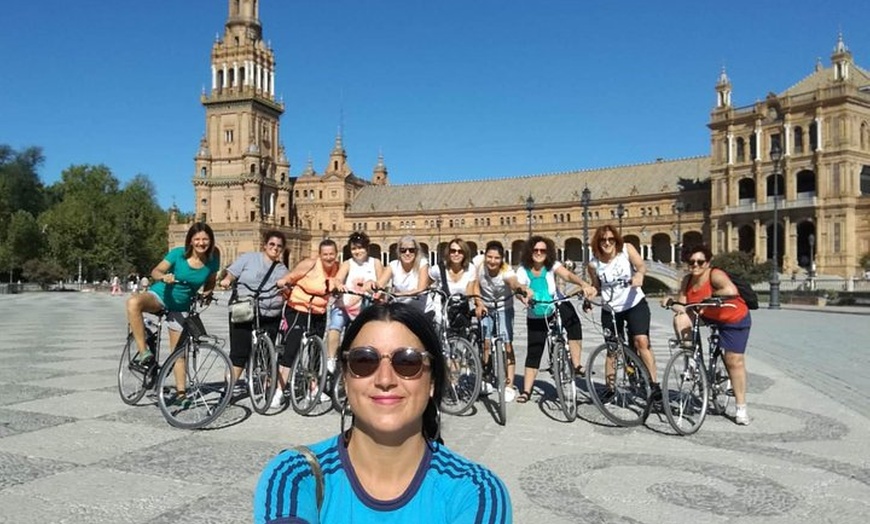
<box><xmin>343</xmin><ymin>346</ymin><xmax>431</xmax><ymax>379</ymax></box>
<box><xmin>687</xmin><ymin>258</ymin><xmax>707</xmax><ymax>267</ymax></box>
<box><xmin>399</xmin><ymin>247</ymin><xmax>417</xmax><ymax>254</ymax></box>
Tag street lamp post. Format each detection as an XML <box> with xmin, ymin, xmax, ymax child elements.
<box><xmin>616</xmin><ymin>203</ymin><xmax>625</xmax><ymax>235</ymax></box>
<box><xmin>581</xmin><ymin>186</ymin><xmax>591</xmax><ymax>265</ymax></box>
<box><xmin>525</xmin><ymin>194</ymin><xmax>535</xmax><ymax>239</ymax></box>
<box><xmin>674</xmin><ymin>199</ymin><xmax>685</xmax><ymax>262</ymax></box>
<box><xmin>769</xmin><ymin>142</ymin><xmax>783</xmax><ymax>309</ymax></box>
<box><xmin>808</xmin><ymin>233</ymin><xmax>815</xmax><ymax>290</ymax></box>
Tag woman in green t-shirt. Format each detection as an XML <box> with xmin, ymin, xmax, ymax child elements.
<box><xmin>125</xmin><ymin>223</ymin><xmax>220</xmax><ymax>400</ymax></box>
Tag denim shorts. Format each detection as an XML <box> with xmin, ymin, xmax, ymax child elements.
<box><xmin>327</xmin><ymin>306</ymin><xmax>352</xmax><ymax>332</ymax></box>
<box><xmin>147</xmin><ymin>291</ymin><xmax>187</xmax><ymax>332</ymax></box>
<box><xmin>480</xmin><ymin>308</ymin><xmax>514</xmax><ymax>343</ymax></box>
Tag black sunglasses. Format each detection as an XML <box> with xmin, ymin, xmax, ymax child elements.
<box><xmin>399</xmin><ymin>247</ymin><xmax>417</xmax><ymax>254</ymax></box>
<box><xmin>687</xmin><ymin>258</ymin><xmax>707</xmax><ymax>267</ymax></box>
<box><xmin>343</xmin><ymin>346</ymin><xmax>431</xmax><ymax>379</ymax></box>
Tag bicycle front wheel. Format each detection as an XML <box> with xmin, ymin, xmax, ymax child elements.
<box><xmin>492</xmin><ymin>340</ymin><xmax>508</xmax><ymax>425</ymax></box>
<box><xmin>552</xmin><ymin>339</ymin><xmax>578</xmax><ymax>422</ymax></box>
<box><xmin>662</xmin><ymin>348</ymin><xmax>709</xmax><ymax>435</ymax></box>
<box><xmin>441</xmin><ymin>335</ymin><xmax>481</xmax><ymax>416</ymax></box>
<box><xmin>118</xmin><ymin>333</ymin><xmax>150</xmax><ymax>405</ymax></box>
<box><xmin>247</xmin><ymin>335</ymin><xmax>278</xmax><ymax>415</ymax></box>
<box><xmin>156</xmin><ymin>340</ymin><xmax>233</xmax><ymax>429</ymax></box>
<box><xmin>586</xmin><ymin>343</ymin><xmax>652</xmax><ymax>427</ymax></box>
<box><xmin>289</xmin><ymin>336</ymin><xmax>327</xmax><ymax>415</ymax></box>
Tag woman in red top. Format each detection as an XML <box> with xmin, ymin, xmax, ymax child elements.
<box><xmin>669</xmin><ymin>244</ymin><xmax>752</xmax><ymax>425</ymax></box>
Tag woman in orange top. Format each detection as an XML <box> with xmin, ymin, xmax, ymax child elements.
<box><xmin>669</xmin><ymin>244</ymin><xmax>752</xmax><ymax>425</ymax></box>
<box><xmin>273</xmin><ymin>239</ymin><xmax>340</xmax><ymax>408</ymax></box>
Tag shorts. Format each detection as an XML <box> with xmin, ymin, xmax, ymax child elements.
<box><xmin>600</xmin><ymin>299</ymin><xmax>651</xmax><ymax>341</ymax></box>
<box><xmin>480</xmin><ymin>308</ymin><xmax>514</xmax><ymax>343</ymax></box>
<box><xmin>327</xmin><ymin>306</ymin><xmax>352</xmax><ymax>332</ymax></box>
<box><xmin>710</xmin><ymin>312</ymin><xmax>752</xmax><ymax>354</ymax></box>
<box><xmin>148</xmin><ymin>291</ymin><xmax>187</xmax><ymax>331</ymax></box>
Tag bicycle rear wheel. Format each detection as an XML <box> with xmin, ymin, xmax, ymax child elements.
<box><xmin>247</xmin><ymin>335</ymin><xmax>278</xmax><ymax>415</ymax></box>
<box><xmin>289</xmin><ymin>336</ymin><xmax>327</xmax><ymax>415</ymax></box>
<box><xmin>118</xmin><ymin>333</ymin><xmax>150</xmax><ymax>405</ymax></box>
<box><xmin>492</xmin><ymin>340</ymin><xmax>507</xmax><ymax>425</ymax></box>
<box><xmin>586</xmin><ymin>343</ymin><xmax>652</xmax><ymax>426</ymax></box>
<box><xmin>551</xmin><ymin>339</ymin><xmax>578</xmax><ymax>422</ymax></box>
<box><xmin>156</xmin><ymin>340</ymin><xmax>233</xmax><ymax>429</ymax></box>
<box><xmin>441</xmin><ymin>335</ymin><xmax>481</xmax><ymax>416</ymax></box>
<box><xmin>662</xmin><ymin>348</ymin><xmax>709</xmax><ymax>435</ymax></box>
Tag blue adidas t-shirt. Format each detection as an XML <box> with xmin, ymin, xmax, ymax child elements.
<box><xmin>254</xmin><ymin>435</ymin><xmax>512</xmax><ymax>524</ymax></box>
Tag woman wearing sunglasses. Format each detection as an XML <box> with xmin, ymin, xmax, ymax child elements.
<box><xmin>218</xmin><ymin>230</ymin><xmax>289</xmax><ymax>383</ymax></box>
<box><xmin>254</xmin><ymin>302</ymin><xmax>512</xmax><ymax>523</ymax></box>
<box><xmin>428</xmin><ymin>238</ymin><xmax>477</xmax><ymax>329</ymax></box>
<box><xmin>667</xmin><ymin>244</ymin><xmax>752</xmax><ymax>425</ymax></box>
<box><xmin>586</xmin><ymin>225</ymin><xmax>660</xmax><ymax>402</ymax></box>
<box><xmin>377</xmin><ymin>236</ymin><xmax>432</xmax><ymax>315</ymax></box>
<box><xmin>515</xmin><ymin>235</ymin><xmax>597</xmax><ymax>404</ymax></box>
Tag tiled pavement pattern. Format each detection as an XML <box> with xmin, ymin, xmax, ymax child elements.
<box><xmin>1</xmin><ymin>292</ymin><xmax>869</xmax><ymax>523</ymax></box>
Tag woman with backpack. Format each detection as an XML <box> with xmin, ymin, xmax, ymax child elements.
<box><xmin>668</xmin><ymin>244</ymin><xmax>752</xmax><ymax>425</ymax></box>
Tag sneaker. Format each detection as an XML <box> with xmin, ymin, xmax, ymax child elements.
<box><xmin>171</xmin><ymin>391</ymin><xmax>191</xmax><ymax>409</ymax></box>
<box><xmin>735</xmin><ymin>406</ymin><xmax>750</xmax><ymax>425</ymax></box>
<box><xmin>504</xmin><ymin>387</ymin><xmax>517</xmax><ymax>403</ymax></box>
<box><xmin>480</xmin><ymin>382</ymin><xmax>495</xmax><ymax>396</ymax></box>
<box><xmin>134</xmin><ymin>349</ymin><xmax>155</xmax><ymax>368</ymax></box>
<box><xmin>650</xmin><ymin>383</ymin><xmax>663</xmax><ymax>411</ymax></box>
<box><xmin>270</xmin><ymin>389</ymin><xmax>285</xmax><ymax>409</ymax></box>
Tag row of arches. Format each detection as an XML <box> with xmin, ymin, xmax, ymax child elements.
<box><xmin>736</xmin><ymin>220</ymin><xmax>817</xmax><ymax>268</ymax></box>
<box><xmin>737</xmin><ymin>169</ymin><xmax>817</xmax><ymax>202</ymax></box>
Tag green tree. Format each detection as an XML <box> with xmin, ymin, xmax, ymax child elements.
<box><xmin>22</xmin><ymin>258</ymin><xmax>67</xmax><ymax>290</ymax></box>
<box><xmin>711</xmin><ymin>250</ymin><xmax>772</xmax><ymax>284</ymax></box>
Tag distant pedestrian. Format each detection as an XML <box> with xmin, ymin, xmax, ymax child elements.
<box><xmin>111</xmin><ymin>275</ymin><xmax>122</xmax><ymax>295</ymax></box>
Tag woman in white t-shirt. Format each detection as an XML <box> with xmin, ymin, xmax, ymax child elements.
<box><xmin>378</xmin><ymin>236</ymin><xmax>432</xmax><ymax>315</ymax></box>
<box><xmin>587</xmin><ymin>224</ymin><xmax>659</xmax><ymax>400</ymax></box>
<box><xmin>428</xmin><ymin>238</ymin><xmax>477</xmax><ymax>329</ymax></box>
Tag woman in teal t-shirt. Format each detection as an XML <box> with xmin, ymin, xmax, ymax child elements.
<box><xmin>125</xmin><ymin>222</ymin><xmax>220</xmax><ymax>384</ymax></box>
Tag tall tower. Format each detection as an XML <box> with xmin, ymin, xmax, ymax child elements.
<box><xmin>184</xmin><ymin>0</ymin><xmax>300</xmax><ymax>263</ymax></box>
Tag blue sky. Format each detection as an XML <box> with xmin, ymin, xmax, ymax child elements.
<box><xmin>2</xmin><ymin>0</ymin><xmax>868</xmax><ymax>211</ymax></box>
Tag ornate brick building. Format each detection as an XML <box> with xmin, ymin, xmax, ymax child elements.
<box><xmin>170</xmin><ymin>1</ymin><xmax>869</xmax><ymax>281</ymax></box>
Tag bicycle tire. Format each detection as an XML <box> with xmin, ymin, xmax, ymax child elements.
<box><xmin>331</xmin><ymin>368</ymin><xmax>347</xmax><ymax>413</ymax></box>
<box><xmin>118</xmin><ymin>333</ymin><xmax>149</xmax><ymax>405</ymax></box>
<box><xmin>552</xmin><ymin>339</ymin><xmax>578</xmax><ymax>422</ymax></box>
<box><xmin>156</xmin><ymin>339</ymin><xmax>233</xmax><ymax>429</ymax></box>
<box><xmin>247</xmin><ymin>335</ymin><xmax>278</xmax><ymax>415</ymax></box>
<box><xmin>493</xmin><ymin>339</ymin><xmax>507</xmax><ymax>425</ymax></box>
<box><xmin>586</xmin><ymin>343</ymin><xmax>652</xmax><ymax>426</ymax></box>
<box><xmin>289</xmin><ymin>336</ymin><xmax>327</xmax><ymax>415</ymax></box>
<box><xmin>709</xmin><ymin>352</ymin><xmax>732</xmax><ymax>416</ymax></box>
<box><xmin>662</xmin><ymin>348</ymin><xmax>709</xmax><ymax>435</ymax></box>
<box><xmin>441</xmin><ymin>335</ymin><xmax>481</xmax><ymax>416</ymax></box>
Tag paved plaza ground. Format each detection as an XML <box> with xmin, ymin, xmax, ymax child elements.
<box><xmin>1</xmin><ymin>291</ymin><xmax>869</xmax><ymax>523</ymax></box>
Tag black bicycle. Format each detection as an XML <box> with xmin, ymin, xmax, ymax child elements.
<box><xmin>467</xmin><ymin>293</ymin><xmax>517</xmax><ymax>425</ymax></box>
<box><xmin>235</xmin><ymin>282</ymin><xmax>283</xmax><ymax>415</ymax></box>
<box><xmin>661</xmin><ymin>297</ymin><xmax>735</xmax><ymax>435</ymax></box>
<box><xmin>527</xmin><ymin>293</ymin><xmax>582</xmax><ymax>422</ymax></box>
<box><xmin>583</xmin><ymin>279</ymin><xmax>653</xmax><ymax>427</ymax></box>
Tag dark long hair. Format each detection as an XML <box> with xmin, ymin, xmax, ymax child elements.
<box><xmin>520</xmin><ymin>235</ymin><xmax>556</xmax><ymax>269</ymax></box>
<box><xmin>339</xmin><ymin>302</ymin><xmax>445</xmax><ymax>444</ymax></box>
<box><xmin>183</xmin><ymin>222</ymin><xmax>216</xmax><ymax>260</ymax></box>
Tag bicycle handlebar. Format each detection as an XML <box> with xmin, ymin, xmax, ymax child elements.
<box><xmin>235</xmin><ymin>281</ymin><xmax>285</xmax><ymax>300</ymax></box>
<box><xmin>663</xmin><ymin>297</ymin><xmax>738</xmax><ymax>310</ymax></box>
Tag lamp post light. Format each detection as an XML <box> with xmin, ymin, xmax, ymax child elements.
<box><xmin>581</xmin><ymin>186</ymin><xmax>591</xmax><ymax>265</ymax></box>
<box><xmin>525</xmin><ymin>193</ymin><xmax>535</xmax><ymax>239</ymax></box>
<box><xmin>769</xmin><ymin>142</ymin><xmax>783</xmax><ymax>309</ymax></box>
<box><xmin>616</xmin><ymin>203</ymin><xmax>625</xmax><ymax>235</ymax></box>
<box><xmin>674</xmin><ymin>199</ymin><xmax>685</xmax><ymax>262</ymax></box>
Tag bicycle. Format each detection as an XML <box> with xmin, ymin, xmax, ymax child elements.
<box><xmin>428</xmin><ymin>287</ymin><xmax>482</xmax><ymax>416</ymax></box>
<box><xmin>466</xmin><ymin>293</ymin><xmax>516</xmax><ymax>425</ymax></box>
<box><xmin>118</xmin><ymin>291</ymin><xmax>233</xmax><ymax>429</ymax></box>
<box><xmin>661</xmin><ymin>297</ymin><xmax>735</xmax><ymax>435</ymax></box>
<box><xmin>234</xmin><ymin>282</ymin><xmax>283</xmax><ymax>415</ymax></box>
<box><xmin>526</xmin><ymin>293</ymin><xmax>582</xmax><ymax>422</ymax></box>
<box><xmin>284</xmin><ymin>286</ymin><xmax>333</xmax><ymax>416</ymax></box>
<box><xmin>582</xmin><ymin>279</ymin><xmax>654</xmax><ymax>427</ymax></box>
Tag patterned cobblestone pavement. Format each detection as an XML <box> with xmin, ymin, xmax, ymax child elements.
<box><xmin>1</xmin><ymin>291</ymin><xmax>868</xmax><ymax>523</ymax></box>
